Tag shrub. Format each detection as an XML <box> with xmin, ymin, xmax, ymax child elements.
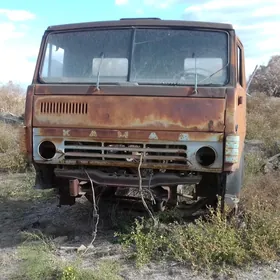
<box><xmin>0</xmin><ymin>123</ymin><xmax>27</xmax><ymax>171</ymax></box>
<box><xmin>248</xmin><ymin>55</ymin><xmax>280</xmax><ymax>97</ymax></box>
<box><xmin>246</xmin><ymin>94</ymin><xmax>280</xmax><ymax>153</ymax></box>
<box><xmin>117</xmin><ymin>202</ymin><xmax>280</xmax><ymax>272</ymax></box>
<box><xmin>0</xmin><ymin>123</ymin><xmax>28</xmax><ymax>172</ymax></box>
<box><xmin>116</xmin><ymin>148</ymin><xmax>280</xmax><ymax>272</ymax></box>
<box><xmin>0</xmin><ymin>81</ymin><xmax>25</xmax><ymax>116</ymax></box>
<box><xmin>242</xmin><ymin>172</ymin><xmax>280</xmax><ymax>213</ymax></box>
<box><xmin>0</xmin><ymin>82</ymin><xmax>28</xmax><ymax>172</ymax></box>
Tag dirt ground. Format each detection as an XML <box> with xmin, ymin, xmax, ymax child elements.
<box><xmin>0</xmin><ymin>172</ymin><xmax>279</xmax><ymax>280</ymax></box>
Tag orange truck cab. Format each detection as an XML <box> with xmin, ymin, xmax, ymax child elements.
<box><xmin>23</xmin><ymin>18</ymin><xmax>246</xmax><ymax>212</ymax></box>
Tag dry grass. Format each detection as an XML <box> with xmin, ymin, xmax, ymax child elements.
<box><xmin>0</xmin><ymin>82</ymin><xmax>27</xmax><ymax>172</ymax></box>
<box><xmin>0</xmin><ymin>82</ymin><xmax>25</xmax><ymax>116</ymax></box>
<box><xmin>13</xmin><ymin>232</ymin><xmax>123</xmax><ymax>280</ymax></box>
<box><xmin>242</xmin><ymin>171</ymin><xmax>280</xmax><ymax>213</ymax></box>
<box><xmin>246</xmin><ymin>93</ymin><xmax>280</xmax><ymax>153</ymax></box>
<box><xmin>0</xmin><ymin>122</ymin><xmax>27</xmax><ymax>172</ymax></box>
<box><xmin>0</xmin><ymin>172</ymin><xmax>54</xmax><ymax>202</ymax></box>
<box><xmin>117</xmin><ymin>202</ymin><xmax>280</xmax><ymax>272</ymax></box>
<box><xmin>117</xmin><ymin>167</ymin><xmax>280</xmax><ymax>271</ymax></box>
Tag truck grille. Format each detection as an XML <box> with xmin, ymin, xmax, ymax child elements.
<box><xmin>40</xmin><ymin>102</ymin><xmax>88</xmax><ymax>115</ymax></box>
<box><xmin>64</xmin><ymin>141</ymin><xmax>187</xmax><ymax>166</ymax></box>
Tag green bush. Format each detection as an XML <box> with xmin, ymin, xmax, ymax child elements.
<box><xmin>117</xmin><ymin>204</ymin><xmax>280</xmax><ymax>272</ymax></box>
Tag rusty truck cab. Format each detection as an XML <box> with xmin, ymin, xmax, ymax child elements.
<box><xmin>23</xmin><ymin>18</ymin><xmax>246</xmax><ymax>212</ymax></box>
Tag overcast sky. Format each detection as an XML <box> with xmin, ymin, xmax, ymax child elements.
<box><xmin>0</xmin><ymin>0</ymin><xmax>279</xmax><ymax>89</ymax></box>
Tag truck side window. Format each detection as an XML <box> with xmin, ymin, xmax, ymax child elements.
<box><xmin>237</xmin><ymin>46</ymin><xmax>243</xmax><ymax>87</ymax></box>
<box><xmin>42</xmin><ymin>43</ymin><xmax>64</xmax><ymax>78</ymax></box>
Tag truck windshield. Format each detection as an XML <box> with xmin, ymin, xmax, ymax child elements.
<box><xmin>40</xmin><ymin>28</ymin><xmax>229</xmax><ymax>86</ymax></box>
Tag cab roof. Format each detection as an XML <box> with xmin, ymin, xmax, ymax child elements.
<box><xmin>47</xmin><ymin>18</ymin><xmax>234</xmax><ymax>32</ymax></box>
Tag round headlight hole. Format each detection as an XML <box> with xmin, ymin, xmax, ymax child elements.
<box><xmin>196</xmin><ymin>146</ymin><xmax>216</xmax><ymax>167</ymax></box>
<box><xmin>38</xmin><ymin>141</ymin><xmax>56</xmax><ymax>160</ymax></box>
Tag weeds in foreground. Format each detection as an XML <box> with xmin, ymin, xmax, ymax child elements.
<box><xmin>116</xmin><ymin>153</ymin><xmax>280</xmax><ymax>272</ymax></box>
<box><xmin>116</xmin><ymin>203</ymin><xmax>280</xmax><ymax>271</ymax></box>
<box><xmin>13</xmin><ymin>231</ymin><xmax>123</xmax><ymax>280</ymax></box>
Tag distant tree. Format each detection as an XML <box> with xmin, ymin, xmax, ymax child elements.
<box><xmin>248</xmin><ymin>55</ymin><xmax>280</xmax><ymax>97</ymax></box>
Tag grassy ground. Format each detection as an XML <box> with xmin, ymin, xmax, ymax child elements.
<box><xmin>13</xmin><ymin>231</ymin><xmax>122</xmax><ymax>280</ymax></box>
<box><xmin>0</xmin><ymin>172</ymin><xmax>126</xmax><ymax>280</ymax></box>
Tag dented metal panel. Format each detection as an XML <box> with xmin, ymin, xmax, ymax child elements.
<box><xmin>33</xmin><ymin>95</ymin><xmax>226</xmax><ymax>132</ymax></box>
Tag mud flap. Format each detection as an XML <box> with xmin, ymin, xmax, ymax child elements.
<box><xmin>33</xmin><ymin>164</ymin><xmax>55</xmax><ymax>189</ymax></box>
<box><xmin>224</xmin><ymin>150</ymin><xmax>244</xmax><ymax>210</ymax></box>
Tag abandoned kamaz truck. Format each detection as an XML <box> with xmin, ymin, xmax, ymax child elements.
<box><xmin>22</xmin><ymin>18</ymin><xmax>246</xmax><ymax>213</ymax></box>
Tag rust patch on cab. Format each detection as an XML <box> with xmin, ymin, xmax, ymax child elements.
<box><xmin>33</xmin><ymin>95</ymin><xmax>226</xmax><ymax>132</ymax></box>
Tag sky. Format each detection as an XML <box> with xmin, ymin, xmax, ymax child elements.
<box><xmin>0</xmin><ymin>0</ymin><xmax>279</xmax><ymax>89</ymax></box>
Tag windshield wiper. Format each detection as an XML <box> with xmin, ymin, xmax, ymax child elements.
<box><xmin>193</xmin><ymin>53</ymin><xmax>198</xmax><ymax>94</ymax></box>
<box><xmin>96</xmin><ymin>52</ymin><xmax>105</xmax><ymax>91</ymax></box>
<box><xmin>198</xmin><ymin>62</ymin><xmax>229</xmax><ymax>85</ymax></box>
